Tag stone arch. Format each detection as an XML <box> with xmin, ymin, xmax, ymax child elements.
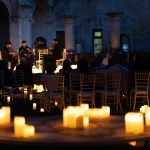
<box><xmin>32</xmin><ymin>0</ymin><xmax>53</xmax><ymax>47</ymax></box>
<box><xmin>0</xmin><ymin>0</ymin><xmax>10</xmax><ymax>49</ymax></box>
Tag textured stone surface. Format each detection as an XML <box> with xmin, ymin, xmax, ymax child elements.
<box><xmin>0</xmin><ymin>0</ymin><xmax>150</xmax><ymax>51</ymax></box>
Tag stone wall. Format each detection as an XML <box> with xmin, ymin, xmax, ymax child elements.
<box><xmin>1</xmin><ymin>0</ymin><xmax>150</xmax><ymax>52</ymax></box>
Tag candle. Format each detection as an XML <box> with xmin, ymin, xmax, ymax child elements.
<box><xmin>7</xmin><ymin>96</ymin><xmax>10</xmax><ymax>103</ymax></box>
<box><xmin>88</xmin><ymin>108</ymin><xmax>103</xmax><ymax>118</ymax></box>
<box><xmin>29</xmin><ymin>94</ymin><xmax>33</xmax><ymax>100</ymax></box>
<box><xmin>63</xmin><ymin>108</ymin><xmax>69</xmax><ymax>127</ymax></box>
<box><xmin>33</xmin><ymin>103</ymin><xmax>36</xmax><ymax>110</ymax></box>
<box><xmin>145</xmin><ymin>110</ymin><xmax>150</xmax><ymax>126</ymax></box>
<box><xmin>80</xmin><ymin>103</ymin><xmax>89</xmax><ymax>116</ymax></box>
<box><xmin>0</xmin><ymin>109</ymin><xmax>5</xmax><ymax>125</ymax></box>
<box><xmin>102</xmin><ymin>106</ymin><xmax>110</xmax><ymax>118</ymax></box>
<box><xmin>63</xmin><ymin>49</ymin><xmax>66</xmax><ymax>53</ymax></box>
<box><xmin>14</xmin><ymin>116</ymin><xmax>25</xmax><ymax>137</ymax></box>
<box><xmin>23</xmin><ymin>124</ymin><xmax>35</xmax><ymax>137</ymax></box>
<box><xmin>140</xmin><ymin>105</ymin><xmax>148</xmax><ymax>114</ymax></box>
<box><xmin>55</xmin><ymin>101</ymin><xmax>58</xmax><ymax>106</ymax></box>
<box><xmin>125</xmin><ymin>112</ymin><xmax>144</xmax><ymax>135</ymax></box>
<box><xmin>40</xmin><ymin>108</ymin><xmax>44</xmax><ymax>112</ymax></box>
<box><xmin>2</xmin><ymin>106</ymin><xmax>10</xmax><ymax>124</ymax></box>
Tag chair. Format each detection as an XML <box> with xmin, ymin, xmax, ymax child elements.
<box><xmin>13</xmin><ymin>70</ymin><xmax>32</xmax><ymax>100</ymax></box>
<box><xmin>36</xmin><ymin>49</ymin><xmax>48</xmax><ymax>68</ymax></box>
<box><xmin>130</xmin><ymin>72</ymin><xmax>150</xmax><ymax>111</ymax></box>
<box><xmin>40</xmin><ymin>75</ymin><xmax>65</xmax><ymax>112</ymax></box>
<box><xmin>101</xmin><ymin>72</ymin><xmax>122</xmax><ymax>112</ymax></box>
<box><xmin>69</xmin><ymin>73</ymin><xmax>82</xmax><ymax>105</ymax></box>
<box><xmin>77</xmin><ymin>74</ymin><xmax>96</xmax><ymax>108</ymax></box>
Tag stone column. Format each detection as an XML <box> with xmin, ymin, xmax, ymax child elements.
<box><xmin>9</xmin><ymin>16</ymin><xmax>22</xmax><ymax>51</ymax></box>
<box><xmin>107</xmin><ymin>12</ymin><xmax>121</xmax><ymax>50</ymax></box>
<box><xmin>63</xmin><ymin>16</ymin><xmax>75</xmax><ymax>52</ymax></box>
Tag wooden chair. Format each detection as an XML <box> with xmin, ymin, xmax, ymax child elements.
<box><xmin>13</xmin><ymin>70</ymin><xmax>32</xmax><ymax>100</ymax></box>
<box><xmin>101</xmin><ymin>72</ymin><xmax>122</xmax><ymax>112</ymax></box>
<box><xmin>40</xmin><ymin>75</ymin><xmax>65</xmax><ymax>112</ymax></box>
<box><xmin>130</xmin><ymin>72</ymin><xmax>150</xmax><ymax>111</ymax></box>
<box><xmin>69</xmin><ymin>73</ymin><xmax>82</xmax><ymax>105</ymax></box>
<box><xmin>77</xmin><ymin>74</ymin><xmax>96</xmax><ymax>108</ymax></box>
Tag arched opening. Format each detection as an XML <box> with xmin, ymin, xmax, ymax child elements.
<box><xmin>32</xmin><ymin>0</ymin><xmax>51</xmax><ymax>47</ymax></box>
<box><xmin>120</xmin><ymin>34</ymin><xmax>130</xmax><ymax>52</ymax></box>
<box><xmin>0</xmin><ymin>1</ymin><xmax>9</xmax><ymax>49</ymax></box>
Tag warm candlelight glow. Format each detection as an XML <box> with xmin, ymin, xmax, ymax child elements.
<box><xmin>33</xmin><ymin>103</ymin><xmax>36</xmax><ymax>110</ymax></box>
<box><xmin>14</xmin><ymin>116</ymin><xmax>25</xmax><ymax>137</ymax></box>
<box><xmin>88</xmin><ymin>108</ymin><xmax>103</xmax><ymax>118</ymax></box>
<box><xmin>23</xmin><ymin>124</ymin><xmax>35</xmax><ymax>137</ymax></box>
<box><xmin>145</xmin><ymin>109</ymin><xmax>150</xmax><ymax>126</ymax></box>
<box><xmin>140</xmin><ymin>105</ymin><xmax>148</xmax><ymax>114</ymax></box>
<box><xmin>102</xmin><ymin>106</ymin><xmax>110</xmax><ymax>118</ymax></box>
<box><xmin>63</xmin><ymin>106</ymin><xmax>89</xmax><ymax>129</ymax></box>
<box><xmin>7</xmin><ymin>96</ymin><xmax>10</xmax><ymax>103</ymax></box>
<box><xmin>2</xmin><ymin>106</ymin><xmax>10</xmax><ymax>124</ymax></box>
<box><xmin>0</xmin><ymin>109</ymin><xmax>5</xmax><ymax>125</ymax></box>
<box><xmin>55</xmin><ymin>101</ymin><xmax>58</xmax><ymax>106</ymax></box>
<box><xmin>125</xmin><ymin>112</ymin><xmax>144</xmax><ymax>135</ymax></box>
<box><xmin>29</xmin><ymin>94</ymin><xmax>33</xmax><ymax>100</ymax></box>
<box><xmin>63</xmin><ymin>49</ymin><xmax>66</xmax><ymax>53</ymax></box>
<box><xmin>40</xmin><ymin>108</ymin><xmax>44</xmax><ymax>112</ymax></box>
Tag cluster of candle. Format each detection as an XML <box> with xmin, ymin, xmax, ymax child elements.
<box><xmin>125</xmin><ymin>105</ymin><xmax>150</xmax><ymax>135</ymax></box>
<box><xmin>14</xmin><ymin>116</ymin><xmax>35</xmax><ymax>138</ymax></box>
<box><xmin>0</xmin><ymin>106</ymin><xmax>10</xmax><ymax>124</ymax></box>
<box><xmin>63</xmin><ymin>104</ymin><xmax>110</xmax><ymax>129</ymax></box>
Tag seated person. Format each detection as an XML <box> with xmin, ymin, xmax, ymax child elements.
<box><xmin>1</xmin><ymin>41</ymin><xmax>18</xmax><ymax>70</ymax></box>
<box><xmin>101</xmin><ymin>52</ymin><xmax>111</xmax><ymax>69</ymax></box>
<box><xmin>16</xmin><ymin>57</ymin><xmax>33</xmax><ymax>87</ymax></box>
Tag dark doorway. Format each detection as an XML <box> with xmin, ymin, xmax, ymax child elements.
<box><xmin>35</xmin><ymin>37</ymin><xmax>47</xmax><ymax>46</ymax></box>
<box><xmin>0</xmin><ymin>1</ymin><xmax>9</xmax><ymax>49</ymax></box>
<box><xmin>56</xmin><ymin>31</ymin><xmax>65</xmax><ymax>52</ymax></box>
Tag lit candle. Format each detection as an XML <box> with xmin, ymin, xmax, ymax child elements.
<box><xmin>23</xmin><ymin>124</ymin><xmax>35</xmax><ymax>138</ymax></box>
<box><xmin>125</xmin><ymin>112</ymin><xmax>144</xmax><ymax>135</ymax></box>
<box><xmin>55</xmin><ymin>101</ymin><xmax>58</xmax><ymax>106</ymax></box>
<box><xmin>14</xmin><ymin>116</ymin><xmax>25</xmax><ymax>137</ymax></box>
<box><xmin>40</xmin><ymin>108</ymin><xmax>44</xmax><ymax>112</ymax></box>
<box><xmin>29</xmin><ymin>94</ymin><xmax>33</xmax><ymax>100</ymax></box>
<box><xmin>63</xmin><ymin>49</ymin><xmax>66</xmax><ymax>53</ymax></box>
<box><xmin>140</xmin><ymin>105</ymin><xmax>148</xmax><ymax>114</ymax></box>
<box><xmin>2</xmin><ymin>106</ymin><xmax>10</xmax><ymax>124</ymax></box>
<box><xmin>33</xmin><ymin>103</ymin><xmax>36</xmax><ymax>110</ymax></box>
<box><xmin>145</xmin><ymin>110</ymin><xmax>150</xmax><ymax>126</ymax></box>
<box><xmin>88</xmin><ymin>108</ymin><xmax>103</xmax><ymax>118</ymax></box>
<box><xmin>80</xmin><ymin>103</ymin><xmax>89</xmax><ymax>115</ymax></box>
<box><xmin>63</xmin><ymin>108</ymin><xmax>69</xmax><ymax>127</ymax></box>
<box><xmin>0</xmin><ymin>109</ymin><xmax>5</xmax><ymax>125</ymax></box>
<box><xmin>7</xmin><ymin>96</ymin><xmax>10</xmax><ymax>103</ymax></box>
<box><xmin>102</xmin><ymin>106</ymin><xmax>110</xmax><ymax>118</ymax></box>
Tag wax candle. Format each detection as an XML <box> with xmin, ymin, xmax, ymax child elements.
<box><xmin>88</xmin><ymin>108</ymin><xmax>103</xmax><ymax>118</ymax></box>
<box><xmin>23</xmin><ymin>124</ymin><xmax>35</xmax><ymax>138</ymax></box>
<box><xmin>40</xmin><ymin>108</ymin><xmax>44</xmax><ymax>112</ymax></box>
<box><xmin>0</xmin><ymin>109</ymin><xmax>5</xmax><ymax>125</ymax></box>
<box><xmin>102</xmin><ymin>106</ymin><xmax>110</xmax><ymax>117</ymax></box>
<box><xmin>7</xmin><ymin>96</ymin><xmax>10</xmax><ymax>103</ymax></box>
<box><xmin>80</xmin><ymin>103</ymin><xmax>89</xmax><ymax>116</ymax></box>
<box><xmin>55</xmin><ymin>101</ymin><xmax>58</xmax><ymax>106</ymax></box>
<box><xmin>140</xmin><ymin>105</ymin><xmax>148</xmax><ymax>114</ymax></box>
<box><xmin>63</xmin><ymin>49</ymin><xmax>66</xmax><ymax>53</ymax></box>
<box><xmin>145</xmin><ymin>110</ymin><xmax>150</xmax><ymax>126</ymax></box>
<box><xmin>125</xmin><ymin>112</ymin><xmax>144</xmax><ymax>135</ymax></box>
<box><xmin>2</xmin><ymin>106</ymin><xmax>10</xmax><ymax>124</ymax></box>
<box><xmin>33</xmin><ymin>103</ymin><xmax>36</xmax><ymax>110</ymax></box>
<box><xmin>29</xmin><ymin>94</ymin><xmax>33</xmax><ymax>100</ymax></box>
<box><xmin>63</xmin><ymin>108</ymin><xmax>69</xmax><ymax>127</ymax></box>
<box><xmin>14</xmin><ymin>116</ymin><xmax>25</xmax><ymax>137</ymax></box>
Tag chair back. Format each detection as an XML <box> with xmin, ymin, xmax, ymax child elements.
<box><xmin>105</xmin><ymin>73</ymin><xmax>121</xmax><ymax>92</ymax></box>
<box><xmin>80</xmin><ymin>75</ymin><xmax>96</xmax><ymax>93</ymax></box>
<box><xmin>13</xmin><ymin>70</ymin><xmax>24</xmax><ymax>87</ymax></box>
<box><xmin>38</xmin><ymin>49</ymin><xmax>49</xmax><ymax>61</ymax></box>
<box><xmin>135</xmin><ymin>72</ymin><xmax>149</xmax><ymax>92</ymax></box>
<box><xmin>70</xmin><ymin>73</ymin><xmax>82</xmax><ymax>91</ymax></box>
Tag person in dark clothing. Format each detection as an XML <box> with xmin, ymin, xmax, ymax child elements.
<box><xmin>16</xmin><ymin>57</ymin><xmax>33</xmax><ymax>87</ymax></box>
<box><xmin>1</xmin><ymin>41</ymin><xmax>18</xmax><ymax>70</ymax></box>
<box><xmin>50</xmin><ymin>39</ymin><xmax>61</xmax><ymax>60</ymax></box>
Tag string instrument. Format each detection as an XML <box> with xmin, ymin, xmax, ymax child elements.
<box><xmin>8</xmin><ymin>48</ymin><xmax>19</xmax><ymax>60</ymax></box>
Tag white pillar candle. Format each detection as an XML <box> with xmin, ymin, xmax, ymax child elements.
<box><xmin>14</xmin><ymin>116</ymin><xmax>25</xmax><ymax>137</ymax></box>
<box><xmin>145</xmin><ymin>110</ymin><xmax>150</xmax><ymax>126</ymax></box>
<box><xmin>63</xmin><ymin>108</ymin><xmax>69</xmax><ymax>127</ymax></box>
<box><xmin>63</xmin><ymin>49</ymin><xmax>66</xmax><ymax>53</ymax></box>
<box><xmin>102</xmin><ymin>106</ymin><xmax>110</xmax><ymax>118</ymax></box>
<box><xmin>23</xmin><ymin>124</ymin><xmax>35</xmax><ymax>138</ymax></box>
<box><xmin>0</xmin><ymin>109</ymin><xmax>5</xmax><ymax>125</ymax></box>
<box><xmin>125</xmin><ymin>112</ymin><xmax>144</xmax><ymax>135</ymax></box>
<box><xmin>29</xmin><ymin>94</ymin><xmax>33</xmax><ymax>100</ymax></box>
<box><xmin>33</xmin><ymin>103</ymin><xmax>36</xmax><ymax>110</ymax></box>
<box><xmin>55</xmin><ymin>101</ymin><xmax>58</xmax><ymax>106</ymax></box>
<box><xmin>7</xmin><ymin>96</ymin><xmax>10</xmax><ymax>103</ymax></box>
<box><xmin>88</xmin><ymin>108</ymin><xmax>103</xmax><ymax>118</ymax></box>
<box><xmin>2</xmin><ymin>106</ymin><xmax>10</xmax><ymax>124</ymax></box>
<box><xmin>140</xmin><ymin>105</ymin><xmax>148</xmax><ymax>114</ymax></box>
<box><xmin>40</xmin><ymin>108</ymin><xmax>44</xmax><ymax>112</ymax></box>
<box><xmin>80</xmin><ymin>103</ymin><xmax>89</xmax><ymax>115</ymax></box>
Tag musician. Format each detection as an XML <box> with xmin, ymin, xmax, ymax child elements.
<box><xmin>34</xmin><ymin>38</ymin><xmax>49</xmax><ymax>61</ymax></box>
<box><xmin>19</xmin><ymin>41</ymin><xmax>32</xmax><ymax>57</ymax></box>
<box><xmin>49</xmin><ymin>39</ymin><xmax>61</xmax><ymax>60</ymax></box>
<box><xmin>19</xmin><ymin>41</ymin><xmax>33</xmax><ymax>68</ymax></box>
<box><xmin>1</xmin><ymin>41</ymin><xmax>18</xmax><ymax>70</ymax></box>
